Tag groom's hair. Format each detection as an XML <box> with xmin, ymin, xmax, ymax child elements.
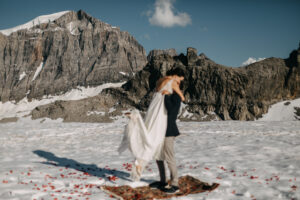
<box><xmin>166</xmin><ymin>67</ymin><xmax>185</xmax><ymax>77</ymax></box>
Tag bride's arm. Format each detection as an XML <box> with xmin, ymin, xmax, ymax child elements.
<box><xmin>156</xmin><ymin>76</ymin><xmax>171</xmax><ymax>92</ymax></box>
<box><xmin>172</xmin><ymin>81</ymin><xmax>185</xmax><ymax>101</ymax></box>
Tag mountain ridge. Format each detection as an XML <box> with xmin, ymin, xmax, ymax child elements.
<box><xmin>29</xmin><ymin>44</ymin><xmax>300</xmax><ymax>122</ymax></box>
<box><xmin>0</xmin><ymin>11</ymin><xmax>70</xmax><ymax>36</ymax></box>
<box><xmin>0</xmin><ymin>10</ymin><xmax>147</xmax><ymax>102</ymax></box>
<box><xmin>0</xmin><ymin>10</ymin><xmax>299</xmax><ymax>122</ymax></box>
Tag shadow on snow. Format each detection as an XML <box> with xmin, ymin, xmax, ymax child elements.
<box><xmin>32</xmin><ymin>150</ymin><xmax>131</xmax><ymax>182</ymax></box>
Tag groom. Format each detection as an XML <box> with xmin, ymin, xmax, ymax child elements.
<box><xmin>149</xmin><ymin>68</ymin><xmax>185</xmax><ymax>194</ymax></box>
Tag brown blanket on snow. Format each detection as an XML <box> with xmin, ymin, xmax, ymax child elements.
<box><xmin>100</xmin><ymin>175</ymin><xmax>220</xmax><ymax>200</ymax></box>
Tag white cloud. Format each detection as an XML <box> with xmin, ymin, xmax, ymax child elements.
<box><xmin>148</xmin><ymin>0</ymin><xmax>191</xmax><ymax>28</ymax></box>
<box><xmin>241</xmin><ymin>57</ymin><xmax>265</xmax><ymax>66</ymax></box>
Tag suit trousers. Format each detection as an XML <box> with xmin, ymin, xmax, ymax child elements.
<box><xmin>156</xmin><ymin>136</ymin><xmax>179</xmax><ymax>186</ymax></box>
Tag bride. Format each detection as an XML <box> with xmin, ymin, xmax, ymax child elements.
<box><xmin>118</xmin><ymin>69</ymin><xmax>185</xmax><ymax>181</ymax></box>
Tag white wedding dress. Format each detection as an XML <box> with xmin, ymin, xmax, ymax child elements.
<box><xmin>118</xmin><ymin>79</ymin><xmax>173</xmax><ymax>180</ymax></box>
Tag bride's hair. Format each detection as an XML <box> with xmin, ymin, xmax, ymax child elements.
<box><xmin>166</xmin><ymin>67</ymin><xmax>185</xmax><ymax>77</ymax></box>
<box><xmin>166</xmin><ymin>67</ymin><xmax>185</xmax><ymax>90</ymax></box>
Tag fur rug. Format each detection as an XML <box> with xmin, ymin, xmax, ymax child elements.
<box><xmin>100</xmin><ymin>175</ymin><xmax>220</xmax><ymax>200</ymax></box>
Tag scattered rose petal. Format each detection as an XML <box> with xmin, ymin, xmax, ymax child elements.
<box><xmin>291</xmin><ymin>185</ymin><xmax>297</xmax><ymax>191</ymax></box>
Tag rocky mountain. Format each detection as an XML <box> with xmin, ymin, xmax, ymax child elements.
<box><xmin>30</xmin><ymin>44</ymin><xmax>300</xmax><ymax>122</ymax></box>
<box><xmin>117</xmin><ymin>45</ymin><xmax>300</xmax><ymax>120</ymax></box>
<box><xmin>147</xmin><ymin>48</ymin><xmax>177</xmax><ymax>62</ymax></box>
<box><xmin>0</xmin><ymin>10</ymin><xmax>147</xmax><ymax>102</ymax></box>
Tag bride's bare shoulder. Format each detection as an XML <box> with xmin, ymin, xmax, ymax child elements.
<box><xmin>156</xmin><ymin>76</ymin><xmax>172</xmax><ymax>91</ymax></box>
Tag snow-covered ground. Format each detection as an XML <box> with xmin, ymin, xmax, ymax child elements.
<box><xmin>259</xmin><ymin>98</ymin><xmax>300</xmax><ymax>121</ymax></box>
<box><xmin>0</xmin><ymin>82</ymin><xmax>125</xmax><ymax>120</ymax></box>
<box><xmin>0</xmin><ymin>117</ymin><xmax>299</xmax><ymax>200</ymax></box>
<box><xmin>0</xmin><ymin>90</ymin><xmax>299</xmax><ymax>199</ymax></box>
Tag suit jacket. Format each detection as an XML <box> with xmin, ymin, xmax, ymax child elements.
<box><xmin>164</xmin><ymin>93</ymin><xmax>181</xmax><ymax>137</ymax></box>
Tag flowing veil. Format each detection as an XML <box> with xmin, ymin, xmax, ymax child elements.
<box><xmin>118</xmin><ymin>79</ymin><xmax>173</xmax><ymax>181</ymax></box>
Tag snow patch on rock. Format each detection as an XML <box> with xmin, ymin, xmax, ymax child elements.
<box><xmin>32</xmin><ymin>62</ymin><xmax>44</xmax><ymax>81</ymax></box>
<box><xmin>67</xmin><ymin>21</ymin><xmax>79</xmax><ymax>35</ymax></box>
<box><xmin>19</xmin><ymin>72</ymin><xmax>26</xmax><ymax>81</ymax></box>
<box><xmin>0</xmin><ymin>11</ymin><xmax>70</xmax><ymax>36</ymax></box>
<box><xmin>241</xmin><ymin>57</ymin><xmax>265</xmax><ymax>66</ymax></box>
<box><xmin>259</xmin><ymin>98</ymin><xmax>300</xmax><ymax>121</ymax></box>
<box><xmin>87</xmin><ymin>111</ymin><xmax>106</xmax><ymax>116</ymax></box>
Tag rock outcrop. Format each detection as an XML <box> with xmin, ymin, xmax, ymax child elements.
<box><xmin>108</xmin><ymin>45</ymin><xmax>300</xmax><ymax>121</ymax></box>
<box><xmin>147</xmin><ymin>48</ymin><xmax>177</xmax><ymax>61</ymax></box>
<box><xmin>31</xmin><ymin>44</ymin><xmax>300</xmax><ymax>122</ymax></box>
<box><xmin>0</xmin><ymin>10</ymin><xmax>147</xmax><ymax>102</ymax></box>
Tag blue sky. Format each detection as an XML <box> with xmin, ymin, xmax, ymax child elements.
<box><xmin>0</xmin><ymin>0</ymin><xmax>299</xmax><ymax>67</ymax></box>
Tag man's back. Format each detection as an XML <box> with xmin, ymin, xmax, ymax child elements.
<box><xmin>164</xmin><ymin>93</ymin><xmax>181</xmax><ymax>137</ymax></box>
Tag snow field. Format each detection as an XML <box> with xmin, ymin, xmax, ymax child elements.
<box><xmin>259</xmin><ymin>98</ymin><xmax>300</xmax><ymax>121</ymax></box>
<box><xmin>0</xmin><ymin>118</ymin><xmax>299</xmax><ymax>200</ymax></box>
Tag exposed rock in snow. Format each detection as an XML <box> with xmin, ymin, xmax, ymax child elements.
<box><xmin>0</xmin><ymin>82</ymin><xmax>125</xmax><ymax>120</ymax></box>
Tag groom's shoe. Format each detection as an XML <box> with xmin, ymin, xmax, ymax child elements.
<box><xmin>149</xmin><ymin>181</ymin><xmax>167</xmax><ymax>189</ymax></box>
<box><xmin>161</xmin><ymin>185</ymin><xmax>180</xmax><ymax>194</ymax></box>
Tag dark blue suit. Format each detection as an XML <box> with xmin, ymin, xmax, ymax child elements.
<box><xmin>156</xmin><ymin>92</ymin><xmax>181</xmax><ymax>187</ymax></box>
<box><xmin>164</xmin><ymin>93</ymin><xmax>181</xmax><ymax>137</ymax></box>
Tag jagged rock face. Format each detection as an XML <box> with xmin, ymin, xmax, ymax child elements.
<box><xmin>31</xmin><ymin>93</ymin><xmax>129</xmax><ymax>123</ymax></box>
<box><xmin>30</xmin><ymin>85</ymin><xmax>140</xmax><ymax>122</ymax></box>
<box><xmin>30</xmin><ymin>45</ymin><xmax>300</xmax><ymax>122</ymax></box>
<box><xmin>147</xmin><ymin>48</ymin><xmax>177</xmax><ymax>62</ymax></box>
<box><xmin>0</xmin><ymin>10</ymin><xmax>147</xmax><ymax>102</ymax></box>
<box><xmin>114</xmin><ymin>46</ymin><xmax>300</xmax><ymax>120</ymax></box>
<box><xmin>284</xmin><ymin>44</ymin><xmax>300</xmax><ymax>99</ymax></box>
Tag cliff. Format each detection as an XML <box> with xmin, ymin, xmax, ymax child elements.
<box><xmin>0</xmin><ymin>10</ymin><xmax>147</xmax><ymax>102</ymax></box>
<box><xmin>31</xmin><ymin>44</ymin><xmax>300</xmax><ymax>121</ymax></box>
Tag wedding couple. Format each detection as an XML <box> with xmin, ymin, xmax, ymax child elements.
<box><xmin>118</xmin><ymin>67</ymin><xmax>185</xmax><ymax>194</ymax></box>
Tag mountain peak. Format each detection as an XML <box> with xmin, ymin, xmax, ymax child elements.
<box><xmin>0</xmin><ymin>11</ymin><xmax>70</xmax><ymax>36</ymax></box>
<box><xmin>77</xmin><ymin>9</ymin><xmax>92</xmax><ymax>20</ymax></box>
<box><xmin>0</xmin><ymin>10</ymin><xmax>146</xmax><ymax>102</ymax></box>
<box><xmin>147</xmin><ymin>48</ymin><xmax>177</xmax><ymax>61</ymax></box>
<box><xmin>0</xmin><ymin>10</ymin><xmax>121</xmax><ymax>37</ymax></box>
